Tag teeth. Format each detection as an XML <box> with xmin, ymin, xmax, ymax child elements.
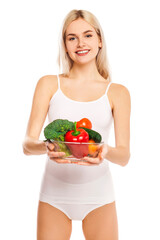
<box><xmin>76</xmin><ymin>50</ymin><xmax>89</xmax><ymax>54</ymax></box>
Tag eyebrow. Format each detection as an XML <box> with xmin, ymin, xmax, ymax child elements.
<box><xmin>66</xmin><ymin>30</ymin><xmax>93</xmax><ymax>37</ymax></box>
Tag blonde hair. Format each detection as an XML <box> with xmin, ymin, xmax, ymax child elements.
<box><xmin>58</xmin><ymin>9</ymin><xmax>112</xmax><ymax>81</ymax></box>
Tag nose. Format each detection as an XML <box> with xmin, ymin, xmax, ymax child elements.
<box><xmin>77</xmin><ymin>37</ymin><xmax>85</xmax><ymax>48</ymax></box>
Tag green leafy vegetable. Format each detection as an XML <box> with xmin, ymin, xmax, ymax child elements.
<box><xmin>44</xmin><ymin>119</ymin><xmax>74</xmax><ymax>141</ymax></box>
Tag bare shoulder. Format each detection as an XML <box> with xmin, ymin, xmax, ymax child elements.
<box><xmin>36</xmin><ymin>74</ymin><xmax>57</xmax><ymax>88</ymax></box>
<box><xmin>108</xmin><ymin>82</ymin><xmax>131</xmax><ymax>110</ymax></box>
<box><xmin>36</xmin><ymin>75</ymin><xmax>58</xmax><ymax>100</ymax></box>
<box><xmin>110</xmin><ymin>82</ymin><xmax>131</xmax><ymax>97</ymax></box>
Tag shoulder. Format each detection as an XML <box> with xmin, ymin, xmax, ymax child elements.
<box><xmin>109</xmin><ymin>82</ymin><xmax>131</xmax><ymax>109</ymax></box>
<box><xmin>36</xmin><ymin>74</ymin><xmax>58</xmax><ymax>88</ymax></box>
<box><xmin>35</xmin><ymin>75</ymin><xmax>58</xmax><ymax>99</ymax></box>
<box><xmin>110</xmin><ymin>82</ymin><xmax>130</xmax><ymax>96</ymax></box>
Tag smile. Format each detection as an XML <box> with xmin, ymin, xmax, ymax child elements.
<box><xmin>75</xmin><ymin>50</ymin><xmax>90</xmax><ymax>56</ymax></box>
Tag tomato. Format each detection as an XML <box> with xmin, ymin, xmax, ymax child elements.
<box><xmin>76</xmin><ymin>118</ymin><xmax>92</xmax><ymax>129</ymax></box>
<box><xmin>88</xmin><ymin>139</ymin><xmax>98</xmax><ymax>155</ymax></box>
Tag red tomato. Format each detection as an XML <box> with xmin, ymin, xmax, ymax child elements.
<box><xmin>76</xmin><ymin>118</ymin><xmax>92</xmax><ymax>129</ymax></box>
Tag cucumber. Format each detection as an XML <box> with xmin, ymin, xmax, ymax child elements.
<box><xmin>79</xmin><ymin>127</ymin><xmax>102</xmax><ymax>143</ymax></box>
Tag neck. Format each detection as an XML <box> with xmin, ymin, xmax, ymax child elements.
<box><xmin>69</xmin><ymin>60</ymin><xmax>101</xmax><ymax>82</ymax></box>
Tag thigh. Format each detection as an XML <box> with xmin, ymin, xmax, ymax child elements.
<box><xmin>37</xmin><ymin>201</ymin><xmax>72</xmax><ymax>240</ymax></box>
<box><xmin>82</xmin><ymin>201</ymin><xmax>118</xmax><ymax>240</ymax></box>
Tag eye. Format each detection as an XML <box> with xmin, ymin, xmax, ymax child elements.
<box><xmin>69</xmin><ymin>37</ymin><xmax>76</xmax><ymax>41</ymax></box>
<box><xmin>85</xmin><ymin>34</ymin><xmax>92</xmax><ymax>38</ymax></box>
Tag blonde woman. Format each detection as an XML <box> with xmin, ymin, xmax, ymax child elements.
<box><xmin>23</xmin><ymin>9</ymin><xmax>131</xmax><ymax>240</ymax></box>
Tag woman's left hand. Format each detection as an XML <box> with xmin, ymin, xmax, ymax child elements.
<box><xmin>76</xmin><ymin>144</ymin><xmax>109</xmax><ymax>166</ymax></box>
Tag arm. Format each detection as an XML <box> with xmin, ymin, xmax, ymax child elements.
<box><xmin>22</xmin><ymin>75</ymin><xmax>56</xmax><ymax>155</ymax></box>
<box><xmin>104</xmin><ymin>84</ymin><xmax>131</xmax><ymax>166</ymax></box>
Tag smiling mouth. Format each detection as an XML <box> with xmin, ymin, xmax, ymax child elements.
<box><xmin>75</xmin><ymin>50</ymin><xmax>90</xmax><ymax>56</ymax></box>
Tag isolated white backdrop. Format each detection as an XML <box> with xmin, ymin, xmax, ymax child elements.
<box><xmin>0</xmin><ymin>0</ymin><xmax>160</xmax><ymax>239</ymax></box>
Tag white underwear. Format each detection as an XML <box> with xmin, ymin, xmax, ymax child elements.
<box><xmin>39</xmin><ymin>201</ymin><xmax>113</xmax><ymax>221</ymax></box>
<box><xmin>39</xmin><ymin>167</ymin><xmax>115</xmax><ymax>220</ymax></box>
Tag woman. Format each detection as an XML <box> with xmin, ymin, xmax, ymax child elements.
<box><xmin>23</xmin><ymin>9</ymin><xmax>131</xmax><ymax>240</ymax></box>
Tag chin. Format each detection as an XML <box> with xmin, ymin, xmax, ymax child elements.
<box><xmin>74</xmin><ymin>57</ymin><xmax>97</xmax><ymax>65</ymax></box>
<box><xmin>69</xmin><ymin>52</ymin><xmax>98</xmax><ymax>65</ymax></box>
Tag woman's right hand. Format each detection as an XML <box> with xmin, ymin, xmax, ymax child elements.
<box><xmin>46</xmin><ymin>142</ymin><xmax>72</xmax><ymax>164</ymax></box>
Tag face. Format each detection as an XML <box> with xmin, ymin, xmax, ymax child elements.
<box><xmin>65</xmin><ymin>18</ymin><xmax>102</xmax><ymax>65</ymax></box>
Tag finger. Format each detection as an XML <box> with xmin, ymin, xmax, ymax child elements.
<box><xmin>54</xmin><ymin>159</ymin><xmax>72</xmax><ymax>164</ymax></box>
<box><xmin>47</xmin><ymin>142</ymin><xmax>55</xmax><ymax>151</ymax></box>
<box><xmin>53</xmin><ymin>159</ymin><xmax>80</xmax><ymax>164</ymax></box>
<box><xmin>98</xmin><ymin>152</ymin><xmax>104</xmax><ymax>161</ymax></box>
<box><xmin>83</xmin><ymin>156</ymin><xmax>101</xmax><ymax>164</ymax></box>
<box><xmin>100</xmin><ymin>144</ymin><xmax>108</xmax><ymax>158</ymax></box>
<box><xmin>48</xmin><ymin>151</ymin><xmax>65</xmax><ymax>158</ymax></box>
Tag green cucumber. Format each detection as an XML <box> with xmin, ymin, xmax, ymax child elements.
<box><xmin>79</xmin><ymin>127</ymin><xmax>102</xmax><ymax>143</ymax></box>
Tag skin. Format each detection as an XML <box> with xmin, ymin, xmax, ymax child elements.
<box><xmin>23</xmin><ymin>18</ymin><xmax>131</xmax><ymax>240</ymax></box>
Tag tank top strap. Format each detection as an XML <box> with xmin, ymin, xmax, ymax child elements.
<box><xmin>105</xmin><ymin>81</ymin><xmax>112</xmax><ymax>95</ymax></box>
<box><xmin>57</xmin><ymin>74</ymin><xmax>61</xmax><ymax>90</ymax></box>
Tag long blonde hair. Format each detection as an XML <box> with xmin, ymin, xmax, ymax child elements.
<box><xmin>57</xmin><ymin>9</ymin><xmax>112</xmax><ymax>81</ymax></box>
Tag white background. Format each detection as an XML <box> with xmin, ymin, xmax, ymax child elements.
<box><xmin>0</xmin><ymin>0</ymin><xmax>160</xmax><ymax>239</ymax></box>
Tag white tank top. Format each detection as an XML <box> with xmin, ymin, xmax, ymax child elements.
<box><xmin>45</xmin><ymin>75</ymin><xmax>113</xmax><ymax>184</ymax></box>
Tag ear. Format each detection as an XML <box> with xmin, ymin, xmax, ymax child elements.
<box><xmin>64</xmin><ymin>41</ymin><xmax>68</xmax><ymax>53</ymax></box>
<box><xmin>98</xmin><ymin>38</ymin><xmax>102</xmax><ymax>48</ymax></box>
<box><xmin>65</xmin><ymin>46</ymin><xmax>68</xmax><ymax>53</ymax></box>
<box><xmin>98</xmin><ymin>37</ymin><xmax>102</xmax><ymax>48</ymax></box>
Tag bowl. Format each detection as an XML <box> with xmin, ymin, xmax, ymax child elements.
<box><xmin>48</xmin><ymin>140</ymin><xmax>104</xmax><ymax>161</ymax></box>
